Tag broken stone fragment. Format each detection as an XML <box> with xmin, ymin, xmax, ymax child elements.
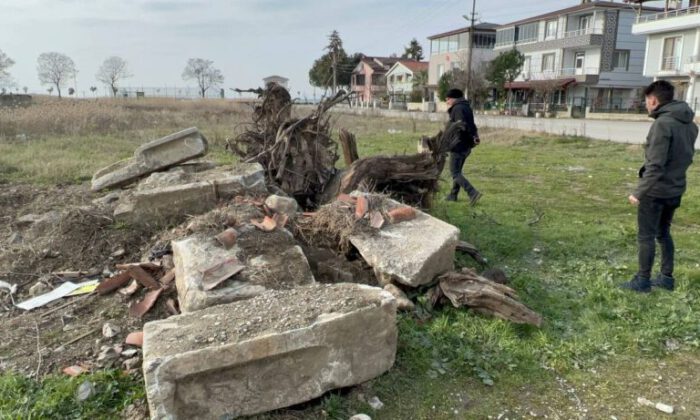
<box><xmin>91</xmin><ymin>127</ymin><xmax>209</xmax><ymax>192</ymax></box>
<box><xmin>28</xmin><ymin>282</ymin><xmax>50</xmax><ymax>297</ymax></box>
<box><xmin>113</xmin><ymin>163</ymin><xmax>266</xmax><ymax>226</ymax></box>
<box><xmin>348</xmin><ymin>194</ymin><xmax>459</xmax><ymax>287</ymax></box>
<box><xmin>383</xmin><ymin>284</ymin><xmax>415</xmax><ymax>311</ymax></box>
<box><xmin>264</xmin><ymin>195</ymin><xmax>299</xmax><ymax>219</ymax></box>
<box><xmin>142</xmin><ymin>283</ymin><xmax>397</xmax><ymax>419</ymax></box>
<box><xmin>102</xmin><ymin>322</ymin><xmax>121</xmax><ymax>338</ymax></box>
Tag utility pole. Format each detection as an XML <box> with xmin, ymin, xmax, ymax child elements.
<box><xmin>332</xmin><ymin>51</ymin><xmax>338</xmax><ymax>95</ymax></box>
<box><xmin>464</xmin><ymin>0</ymin><xmax>477</xmax><ymax>100</ymax></box>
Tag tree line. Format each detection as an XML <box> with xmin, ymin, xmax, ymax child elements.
<box><xmin>0</xmin><ymin>49</ymin><xmax>225</xmax><ymax>98</ymax></box>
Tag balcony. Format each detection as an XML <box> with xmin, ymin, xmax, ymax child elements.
<box><xmin>495</xmin><ymin>27</ymin><xmax>603</xmax><ymax>51</ymax></box>
<box><xmin>683</xmin><ymin>55</ymin><xmax>700</xmax><ymax>74</ymax></box>
<box><xmin>523</xmin><ymin>67</ymin><xmax>600</xmax><ymax>83</ymax></box>
<box><xmin>661</xmin><ymin>56</ymin><xmax>681</xmax><ymax>72</ymax></box>
<box><xmin>633</xmin><ymin>6</ymin><xmax>700</xmax><ymax>35</ymax></box>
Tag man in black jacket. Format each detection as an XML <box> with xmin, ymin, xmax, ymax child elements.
<box><xmin>621</xmin><ymin>80</ymin><xmax>697</xmax><ymax>293</ymax></box>
<box><xmin>445</xmin><ymin>88</ymin><xmax>482</xmax><ymax>205</ymax></box>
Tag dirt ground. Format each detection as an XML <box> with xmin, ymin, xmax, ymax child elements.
<box><xmin>0</xmin><ymin>183</ymin><xmax>377</xmax><ymax>380</ymax></box>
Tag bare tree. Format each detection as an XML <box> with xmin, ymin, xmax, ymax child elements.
<box><xmin>96</xmin><ymin>56</ymin><xmax>132</xmax><ymax>97</ymax></box>
<box><xmin>37</xmin><ymin>52</ymin><xmax>77</xmax><ymax>98</ymax></box>
<box><xmin>0</xmin><ymin>49</ymin><xmax>15</xmax><ymax>88</ymax></box>
<box><xmin>182</xmin><ymin>58</ymin><xmax>224</xmax><ymax>98</ymax></box>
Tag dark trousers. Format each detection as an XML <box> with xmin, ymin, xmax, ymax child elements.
<box><xmin>637</xmin><ymin>195</ymin><xmax>682</xmax><ymax>278</ymax></box>
<box><xmin>449</xmin><ymin>150</ymin><xmax>477</xmax><ymax>198</ymax></box>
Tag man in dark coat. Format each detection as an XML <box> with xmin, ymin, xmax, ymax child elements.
<box><xmin>621</xmin><ymin>80</ymin><xmax>697</xmax><ymax>293</ymax></box>
<box><xmin>445</xmin><ymin>88</ymin><xmax>482</xmax><ymax>205</ymax></box>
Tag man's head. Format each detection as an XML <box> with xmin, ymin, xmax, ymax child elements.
<box><xmin>643</xmin><ymin>80</ymin><xmax>675</xmax><ymax>113</ymax></box>
<box><xmin>445</xmin><ymin>88</ymin><xmax>464</xmax><ymax>107</ymax></box>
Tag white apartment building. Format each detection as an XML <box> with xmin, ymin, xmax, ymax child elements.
<box><xmin>630</xmin><ymin>0</ymin><xmax>700</xmax><ymax>111</ymax></box>
<box><xmin>494</xmin><ymin>1</ymin><xmax>659</xmax><ymax>115</ymax></box>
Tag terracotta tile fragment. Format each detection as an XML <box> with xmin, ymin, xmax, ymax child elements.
<box><xmin>129</xmin><ymin>288</ymin><xmax>163</xmax><ymax>318</ymax></box>
<box><xmin>215</xmin><ymin>228</ymin><xmax>238</xmax><ymax>249</ymax></box>
<box><xmin>201</xmin><ymin>258</ymin><xmax>245</xmax><ymax>291</ymax></box>
<box><xmin>355</xmin><ymin>195</ymin><xmax>369</xmax><ymax>219</ymax></box>
<box><xmin>117</xmin><ymin>279</ymin><xmax>141</xmax><ymax>296</ymax></box>
<box><xmin>337</xmin><ymin>193</ymin><xmax>357</xmax><ymax>204</ymax></box>
<box><xmin>272</xmin><ymin>213</ymin><xmax>289</xmax><ymax>229</ymax></box>
<box><xmin>251</xmin><ymin>216</ymin><xmax>277</xmax><ymax>232</ymax></box>
<box><xmin>125</xmin><ymin>331</ymin><xmax>143</xmax><ymax>347</ymax></box>
<box><xmin>159</xmin><ymin>269</ymin><xmax>175</xmax><ymax>286</ymax></box>
<box><xmin>387</xmin><ymin>207</ymin><xmax>417</xmax><ymax>224</ymax></box>
<box><xmin>62</xmin><ymin>365</ymin><xmax>86</xmax><ymax>377</ymax></box>
<box><xmin>96</xmin><ymin>271</ymin><xmax>131</xmax><ymax>295</ymax></box>
<box><xmin>127</xmin><ymin>266</ymin><xmax>160</xmax><ymax>290</ymax></box>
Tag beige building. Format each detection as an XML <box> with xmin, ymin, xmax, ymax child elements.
<box><xmin>426</xmin><ymin>23</ymin><xmax>498</xmax><ymax>101</ymax></box>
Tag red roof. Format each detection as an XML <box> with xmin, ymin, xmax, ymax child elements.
<box><xmin>397</xmin><ymin>60</ymin><xmax>428</xmax><ymax>72</ymax></box>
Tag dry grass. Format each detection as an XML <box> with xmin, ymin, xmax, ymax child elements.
<box><xmin>0</xmin><ymin>97</ymin><xmax>252</xmax><ymax>139</ymax></box>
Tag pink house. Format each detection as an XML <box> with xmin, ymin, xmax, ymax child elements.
<box><xmin>351</xmin><ymin>56</ymin><xmax>400</xmax><ymax>103</ymax></box>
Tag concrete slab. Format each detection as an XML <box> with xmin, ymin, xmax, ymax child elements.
<box><xmin>143</xmin><ymin>283</ymin><xmax>397</xmax><ymax>419</ymax></box>
<box><xmin>349</xmin><ymin>194</ymin><xmax>459</xmax><ymax>287</ymax></box>
<box><xmin>91</xmin><ymin>127</ymin><xmax>208</xmax><ymax>191</ymax></box>
<box><xmin>173</xmin><ymin>226</ymin><xmax>315</xmax><ymax>313</ymax></box>
<box><xmin>113</xmin><ymin>163</ymin><xmax>266</xmax><ymax>225</ymax></box>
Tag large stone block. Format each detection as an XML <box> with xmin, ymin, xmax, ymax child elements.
<box><xmin>349</xmin><ymin>195</ymin><xmax>459</xmax><ymax>287</ymax></box>
<box><xmin>91</xmin><ymin>127</ymin><xmax>209</xmax><ymax>191</ymax></box>
<box><xmin>173</xmin><ymin>226</ymin><xmax>315</xmax><ymax>313</ymax></box>
<box><xmin>143</xmin><ymin>284</ymin><xmax>397</xmax><ymax>419</ymax></box>
<box><xmin>113</xmin><ymin>163</ymin><xmax>266</xmax><ymax>225</ymax></box>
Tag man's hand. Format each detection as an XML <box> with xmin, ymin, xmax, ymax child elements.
<box><xmin>628</xmin><ymin>194</ymin><xmax>640</xmax><ymax>206</ymax></box>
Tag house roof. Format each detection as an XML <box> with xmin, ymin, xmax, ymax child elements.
<box><xmin>263</xmin><ymin>75</ymin><xmax>288</xmax><ymax>81</ymax></box>
<box><xmin>387</xmin><ymin>60</ymin><xmax>429</xmax><ymax>75</ymax></box>
<box><xmin>427</xmin><ymin>22</ymin><xmax>499</xmax><ymax>40</ymax></box>
<box><xmin>359</xmin><ymin>56</ymin><xmax>401</xmax><ymax>72</ymax></box>
<box><xmin>497</xmin><ymin>1</ymin><xmax>663</xmax><ymax>28</ymax></box>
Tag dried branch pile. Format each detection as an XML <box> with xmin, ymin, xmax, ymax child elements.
<box><xmin>228</xmin><ymin>85</ymin><xmax>351</xmax><ymax>205</ymax></box>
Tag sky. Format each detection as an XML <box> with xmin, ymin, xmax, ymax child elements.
<box><xmin>0</xmin><ymin>0</ymin><xmax>660</xmax><ymax>98</ymax></box>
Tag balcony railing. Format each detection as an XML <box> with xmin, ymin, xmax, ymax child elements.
<box><xmin>636</xmin><ymin>5</ymin><xmax>700</xmax><ymax>24</ymax></box>
<box><xmin>563</xmin><ymin>26</ymin><xmax>604</xmax><ymax>38</ymax></box>
<box><xmin>688</xmin><ymin>55</ymin><xmax>700</xmax><ymax>63</ymax></box>
<box><xmin>662</xmin><ymin>56</ymin><xmax>681</xmax><ymax>71</ymax></box>
<box><xmin>524</xmin><ymin>67</ymin><xmax>599</xmax><ymax>80</ymax></box>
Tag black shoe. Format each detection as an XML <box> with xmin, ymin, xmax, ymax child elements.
<box><xmin>619</xmin><ymin>275</ymin><xmax>651</xmax><ymax>293</ymax></box>
<box><xmin>445</xmin><ymin>194</ymin><xmax>458</xmax><ymax>202</ymax></box>
<box><xmin>469</xmin><ymin>191</ymin><xmax>482</xmax><ymax>206</ymax></box>
<box><xmin>651</xmin><ymin>274</ymin><xmax>675</xmax><ymax>291</ymax></box>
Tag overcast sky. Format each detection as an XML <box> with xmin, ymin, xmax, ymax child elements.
<box><xmin>1</xmin><ymin>0</ymin><xmax>654</xmax><ymax>98</ymax></box>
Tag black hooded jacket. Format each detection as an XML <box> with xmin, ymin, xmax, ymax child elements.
<box><xmin>447</xmin><ymin>98</ymin><xmax>479</xmax><ymax>153</ymax></box>
<box><xmin>635</xmin><ymin>100</ymin><xmax>697</xmax><ymax>199</ymax></box>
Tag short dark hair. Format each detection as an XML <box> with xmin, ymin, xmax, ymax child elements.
<box><xmin>643</xmin><ymin>80</ymin><xmax>674</xmax><ymax>104</ymax></box>
<box><xmin>446</xmin><ymin>88</ymin><xmax>464</xmax><ymax>99</ymax></box>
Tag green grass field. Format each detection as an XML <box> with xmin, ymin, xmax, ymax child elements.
<box><xmin>1</xmin><ymin>100</ymin><xmax>699</xmax><ymax>419</ymax></box>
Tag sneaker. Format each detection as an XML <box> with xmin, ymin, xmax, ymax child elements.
<box><xmin>469</xmin><ymin>191</ymin><xmax>482</xmax><ymax>206</ymax></box>
<box><xmin>619</xmin><ymin>275</ymin><xmax>651</xmax><ymax>293</ymax></box>
<box><xmin>445</xmin><ymin>194</ymin><xmax>458</xmax><ymax>202</ymax></box>
<box><xmin>651</xmin><ymin>273</ymin><xmax>675</xmax><ymax>291</ymax></box>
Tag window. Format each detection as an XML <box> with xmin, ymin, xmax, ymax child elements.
<box><xmin>612</xmin><ymin>50</ymin><xmax>629</xmax><ymax>71</ymax></box>
<box><xmin>516</xmin><ymin>23</ymin><xmax>538</xmax><ymax>43</ymax></box>
<box><xmin>545</xmin><ymin>20</ymin><xmax>558</xmax><ymax>39</ymax></box>
<box><xmin>447</xmin><ymin>35</ymin><xmax>459</xmax><ymax>52</ymax></box>
<box><xmin>397</xmin><ymin>75</ymin><xmax>403</xmax><ymax>82</ymax></box>
<box><xmin>578</xmin><ymin>15</ymin><xmax>592</xmax><ymax>31</ymax></box>
<box><xmin>389</xmin><ymin>75</ymin><xmax>394</xmax><ymax>83</ymax></box>
<box><xmin>522</xmin><ymin>56</ymin><xmax>531</xmax><ymax>78</ymax></box>
<box><xmin>430</xmin><ymin>39</ymin><xmax>438</xmax><ymax>55</ymax></box>
<box><xmin>473</xmin><ymin>33</ymin><xmax>496</xmax><ymax>49</ymax></box>
<box><xmin>496</xmin><ymin>27</ymin><xmax>515</xmax><ymax>46</ymax></box>
<box><xmin>542</xmin><ymin>53</ymin><xmax>556</xmax><ymax>72</ymax></box>
<box><xmin>662</xmin><ymin>37</ymin><xmax>682</xmax><ymax>70</ymax></box>
<box><xmin>437</xmin><ymin>64</ymin><xmax>445</xmax><ymax>78</ymax></box>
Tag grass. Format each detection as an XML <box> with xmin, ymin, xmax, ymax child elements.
<box><xmin>1</xmin><ymin>98</ymin><xmax>699</xmax><ymax>418</ymax></box>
